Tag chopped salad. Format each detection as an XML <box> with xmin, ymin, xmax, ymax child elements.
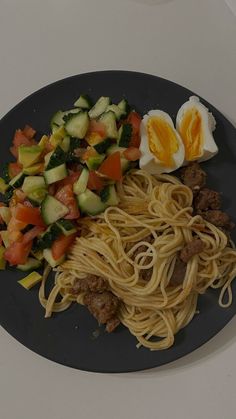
<box><xmin>0</xmin><ymin>95</ymin><xmax>142</xmax><ymax>288</ymax></box>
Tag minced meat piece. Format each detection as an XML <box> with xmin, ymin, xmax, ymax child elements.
<box><xmin>180</xmin><ymin>162</ymin><xmax>206</xmax><ymax>192</ymax></box>
<box><xmin>194</xmin><ymin>188</ymin><xmax>221</xmax><ymax>211</ymax></box>
<box><xmin>71</xmin><ymin>274</ymin><xmax>108</xmax><ymax>295</ymax></box>
<box><xmin>180</xmin><ymin>238</ymin><xmax>205</xmax><ymax>263</ymax></box>
<box><xmin>84</xmin><ymin>291</ymin><xmax>120</xmax><ymax>325</ymax></box>
<box><xmin>106</xmin><ymin>317</ymin><xmax>120</xmax><ymax>333</ymax></box>
<box><xmin>169</xmin><ymin>257</ymin><xmax>187</xmax><ymax>285</ymax></box>
<box><xmin>202</xmin><ymin>210</ymin><xmax>235</xmax><ymax>230</ymax></box>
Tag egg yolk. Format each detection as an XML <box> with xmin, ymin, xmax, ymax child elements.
<box><xmin>147</xmin><ymin>116</ymin><xmax>179</xmax><ymax>167</ymax></box>
<box><xmin>179</xmin><ymin>108</ymin><xmax>203</xmax><ymax>160</ymax></box>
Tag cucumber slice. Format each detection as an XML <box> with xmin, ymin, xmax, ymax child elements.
<box><xmin>77</xmin><ymin>189</ymin><xmax>106</xmax><ymax>215</ymax></box>
<box><xmin>61</xmin><ymin>136</ymin><xmax>71</xmax><ymax>152</ymax></box>
<box><xmin>9</xmin><ymin>172</ymin><xmax>26</xmax><ymax>188</ymax></box>
<box><xmin>50</xmin><ymin>109</ymin><xmax>79</xmax><ymax>129</ymax></box>
<box><xmin>41</xmin><ymin>195</ymin><xmax>69</xmax><ymax>225</ymax></box>
<box><xmin>0</xmin><ymin>207</ymin><xmax>11</xmax><ymax>224</ymax></box>
<box><xmin>118</xmin><ymin>124</ymin><xmax>132</xmax><ymax>147</ymax></box>
<box><xmin>73</xmin><ymin>168</ymin><xmax>89</xmax><ymax>195</ymax></box>
<box><xmin>46</xmin><ymin>146</ymin><xmax>67</xmax><ymax>170</ymax></box>
<box><xmin>56</xmin><ymin>219</ymin><xmax>77</xmax><ymax>236</ymax></box>
<box><xmin>22</xmin><ymin>176</ymin><xmax>46</xmax><ymax>194</ymax></box>
<box><xmin>65</xmin><ymin>111</ymin><xmax>89</xmax><ymax>139</ymax></box>
<box><xmin>106</xmin><ymin>185</ymin><xmax>120</xmax><ymax>206</ymax></box>
<box><xmin>44</xmin><ymin>164</ymin><xmax>67</xmax><ymax>185</ymax></box>
<box><xmin>17</xmin><ymin>257</ymin><xmax>42</xmax><ymax>272</ymax></box>
<box><xmin>23</xmin><ymin>163</ymin><xmax>43</xmax><ymax>176</ymax></box>
<box><xmin>86</xmin><ymin>155</ymin><xmax>105</xmax><ymax>171</ymax></box>
<box><xmin>74</xmin><ymin>94</ymin><xmax>93</xmax><ymax>109</ymax></box>
<box><xmin>106</xmin><ymin>104</ymin><xmax>124</xmax><ymax>121</ymax></box>
<box><xmin>94</xmin><ymin>138</ymin><xmax>113</xmax><ymax>154</ymax></box>
<box><xmin>88</xmin><ymin>97</ymin><xmax>111</xmax><ymax>119</ymax></box>
<box><xmin>99</xmin><ymin>111</ymin><xmax>118</xmax><ymax>139</ymax></box>
<box><xmin>31</xmin><ymin>249</ymin><xmax>44</xmax><ymax>261</ymax></box>
<box><xmin>118</xmin><ymin>99</ymin><xmax>130</xmax><ymax>116</ymax></box>
<box><xmin>28</xmin><ymin>188</ymin><xmax>47</xmax><ymax>205</ymax></box>
<box><xmin>43</xmin><ymin>249</ymin><xmax>65</xmax><ymax>268</ymax></box>
<box><xmin>0</xmin><ymin>177</ymin><xmax>9</xmax><ymax>194</ymax></box>
<box><xmin>18</xmin><ymin>145</ymin><xmax>42</xmax><ymax>168</ymax></box>
<box><xmin>0</xmin><ymin>231</ymin><xmax>10</xmax><ymax>248</ymax></box>
<box><xmin>36</xmin><ymin>224</ymin><xmax>61</xmax><ymax>250</ymax></box>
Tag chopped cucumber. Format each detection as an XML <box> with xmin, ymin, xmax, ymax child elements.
<box><xmin>46</xmin><ymin>146</ymin><xmax>66</xmax><ymax>170</ymax></box>
<box><xmin>106</xmin><ymin>145</ymin><xmax>131</xmax><ymax>174</ymax></box>
<box><xmin>89</xmin><ymin>96</ymin><xmax>111</xmax><ymax>119</ymax></box>
<box><xmin>106</xmin><ymin>144</ymin><xmax>127</xmax><ymax>155</ymax></box>
<box><xmin>0</xmin><ymin>207</ymin><xmax>11</xmax><ymax>224</ymax></box>
<box><xmin>77</xmin><ymin>189</ymin><xmax>106</xmax><ymax>215</ymax></box>
<box><xmin>0</xmin><ymin>246</ymin><xmax>6</xmax><ymax>270</ymax></box>
<box><xmin>86</xmin><ymin>155</ymin><xmax>105</xmax><ymax>171</ymax></box>
<box><xmin>22</xmin><ymin>176</ymin><xmax>46</xmax><ymax>194</ymax></box>
<box><xmin>38</xmin><ymin>135</ymin><xmax>49</xmax><ymax>148</ymax></box>
<box><xmin>0</xmin><ymin>177</ymin><xmax>8</xmax><ymax>193</ymax></box>
<box><xmin>118</xmin><ymin>124</ymin><xmax>132</xmax><ymax>147</ymax></box>
<box><xmin>2</xmin><ymin>187</ymin><xmax>14</xmax><ymax>203</ymax></box>
<box><xmin>106</xmin><ymin>185</ymin><xmax>120</xmax><ymax>206</ymax></box>
<box><xmin>118</xmin><ymin>99</ymin><xmax>130</xmax><ymax>116</ymax></box>
<box><xmin>61</xmin><ymin>136</ymin><xmax>71</xmax><ymax>152</ymax></box>
<box><xmin>44</xmin><ymin>164</ymin><xmax>67</xmax><ymax>185</ymax></box>
<box><xmin>23</xmin><ymin>163</ymin><xmax>43</xmax><ymax>175</ymax></box>
<box><xmin>36</xmin><ymin>224</ymin><xmax>61</xmax><ymax>250</ymax></box>
<box><xmin>9</xmin><ymin>172</ymin><xmax>26</xmax><ymax>188</ymax></box>
<box><xmin>106</xmin><ymin>104</ymin><xmax>124</xmax><ymax>121</ymax></box>
<box><xmin>94</xmin><ymin>138</ymin><xmax>113</xmax><ymax>154</ymax></box>
<box><xmin>73</xmin><ymin>168</ymin><xmax>89</xmax><ymax>195</ymax></box>
<box><xmin>18</xmin><ymin>271</ymin><xmax>42</xmax><ymax>290</ymax></box>
<box><xmin>2</xmin><ymin>164</ymin><xmax>11</xmax><ymax>183</ymax></box>
<box><xmin>31</xmin><ymin>249</ymin><xmax>44</xmax><ymax>261</ymax></box>
<box><xmin>17</xmin><ymin>257</ymin><xmax>42</xmax><ymax>272</ymax></box>
<box><xmin>50</xmin><ymin>109</ymin><xmax>79</xmax><ymax>129</ymax></box>
<box><xmin>28</xmin><ymin>188</ymin><xmax>47</xmax><ymax>205</ymax></box>
<box><xmin>18</xmin><ymin>145</ymin><xmax>42</xmax><ymax>168</ymax></box>
<box><xmin>65</xmin><ymin>111</ymin><xmax>89</xmax><ymax>139</ymax></box>
<box><xmin>43</xmin><ymin>249</ymin><xmax>65</xmax><ymax>268</ymax></box>
<box><xmin>56</xmin><ymin>219</ymin><xmax>77</xmax><ymax>236</ymax></box>
<box><xmin>74</xmin><ymin>94</ymin><xmax>93</xmax><ymax>109</ymax></box>
<box><xmin>41</xmin><ymin>195</ymin><xmax>69</xmax><ymax>225</ymax></box>
<box><xmin>99</xmin><ymin>111</ymin><xmax>118</xmax><ymax>139</ymax></box>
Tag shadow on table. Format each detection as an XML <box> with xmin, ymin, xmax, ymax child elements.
<box><xmin>121</xmin><ymin>316</ymin><xmax>236</xmax><ymax>378</ymax></box>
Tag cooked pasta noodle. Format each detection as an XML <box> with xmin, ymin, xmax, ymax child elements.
<box><xmin>39</xmin><ymin>170</ymin><xmax>236</xmax><ymax>350</ymax></box>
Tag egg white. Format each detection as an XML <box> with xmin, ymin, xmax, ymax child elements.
<box><xmin>139</xmin><ymin>110</ymin><xmax>185</xmax><ymax>174</ymax></box>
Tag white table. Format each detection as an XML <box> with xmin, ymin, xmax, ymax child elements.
<box><xmin>1</xmin><ymin>1</ymin><xmax>236</xmax><ymax>418</ymax></box>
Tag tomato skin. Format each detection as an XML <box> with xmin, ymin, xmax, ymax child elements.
<box><xmin>9</xmin><ymin>162</ymin><xmax>23</xmax><ymax>178</ymax></box>
<box><xmin>23</xmin><ymin>226</ymin><xmax>45</xmax><ymax>244</ymax></box>
<box><xmin>11</xmin><ymin>129</ymin><xmax>36</xmax><ymax>158</ymax></box>
<box><xmin>123</xmin><ymin>147</ymin><xmax>141</xmax><ymax>161</ymax></box>
<box><xmin>87</xmin><ymin>171</ymin><xmax>104</xmax><ymax>191</ymax></box>
<box><xmin>98</xmin><ymin>152</ymin><xmax>122</xmax><ymax>181</ymax></box>
<box><xmin>127</xmin><ymin>112</ymin><xmax>142</xmax><ymax>135</ymax></box>
<box><xmin>23</xmin><ymin>125</ymin><xmax>36</xmax><ymax>139</ymax></box>
<box><xmin>55</xmin><ymin>184</ymin><xmax>80</xmax><ymax>220</ymax></box>
<box><xmin>52</xmin><ymin>233</ymin><xmax>77</xmax><ymax>260</ymax></box>
<box><xmin>14</xmin><ymin>204</ymin><xmax>45</xmax><ymax>227</ymax></box>
<box><xmin>56</xmin><ymin>171</ymin><xmax>81</xmax><ymax>189</ymax></box>
<box><xmin>7</xmin><ymin>216</ymin><xmax>27</xmax><ymax>232</ymax></box>
<box><xmin>4</xmin><ymin>240</ymin><xmax>32</xmax><ymax>265</ymax></box>
<box><xmin>87</xmin><ymin>120</ymin><xmax>107</xmax><ymax>138</ymax></box>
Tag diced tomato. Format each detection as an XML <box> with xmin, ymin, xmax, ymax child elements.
<box><xmin>23</xmin><ymin>125</ymin><xmax>36</xmax><ymax>139</ymax></box>
<box><xmin>14</xmin><ymin>204</ymin><xmax>45</xmax><ymax>227</ymax></box>
<box><xmin>56</xmin><ymin>171</ymin><xmax>81</xmax><ymax>189</ymax></box>
<box><xmin>87</xmin><ymin>119</ymin><xmax>107</xmax><ymax>138</ymax></box>
<box><xmin>8</xmin><ymin>162</ymin><xmax>23</xmax><ymax>178</ymax></box>
<box><xmin>123</xmin><ymin>147</ymin><xmax>141</xmax><ymax>161</ymax></box>
<box><xmin>127</xmin><ymin>111</ymin><xmax>142</xmax><ymax>135</ymax></box>
<box><xmin>10</xmin><ymin>146</ymin><xmax>18</xmax><ymax>158</ymax></box>
<box><xmin>52</xmin><ymin>233</ymin><xmax>77</xmax><ymax>260</ymax></box>
<box><xmin>130</xmin><ymin>134</ymin><xmax>141</xmax><ymax>148</ymax></box>
<box><xmin>82</xmin><ymin>147</ymin><xmax>98</xmax><ymax>161</ymax></box>
<box><xmin>98</xmin><ymin>152</ymin><xmax>122</xmax><ymax>181</ymax></box>
<box><xmin>9</xmin><ymin>231</ymin><xmax>23</xmax><ymax>244</ymax></box>
<box><xmin>87</xmin><ymin>171</ymin><xmax>104</xmax><ymax>191</ymax></box>
<box><xmin>7</xmin><ymin>216</ymin><xmax>27</xmax><ymax>232</ymax></box>
<box><xmin>13</xmin><ymin>129</ymin><xmax>34</xmax><ymax>148</ymax></box>
<box><xmin>55</xmin><ymin>185</ymin><xmax>80</xmax><ymax>220</ymax></box>
<box><xmin>23</xmin><ymin>226</ymin><xmax>45</xmax><ymax>244</ymax></box>
<box><xmin>0</xmin><ymin>202</ymin><xmax>5</xmax><ymax>224</ymax></box>
<box><xmin>48</xmin><ymin>184</ymin><xmax>56</xmax><ymax>196</ymax></box>
<box><xmin>4</xmin><ymin>240</ymin><xmax>32</xmax><ymax>266</ymax></box>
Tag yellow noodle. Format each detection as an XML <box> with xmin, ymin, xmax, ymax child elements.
<box><xmin>41</xmin><ymin>170</ymin><xmax>236</xmax><ymax>350</ymax></box>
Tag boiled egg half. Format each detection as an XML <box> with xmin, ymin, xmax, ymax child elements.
<box><xmin>176</xmin><ymin>96</ymin><xmax>218</xmax><ymax>163</ymax></box>
<box><xmin>139</xmin><ymin>110</ymin><xmax>185</xmax><ymax>174</ymax></box>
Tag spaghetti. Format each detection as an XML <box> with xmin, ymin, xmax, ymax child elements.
<box><xmin>39</xmin><ymin>170</ymin><xmax>236</xmax><ymax>350</ymax></box>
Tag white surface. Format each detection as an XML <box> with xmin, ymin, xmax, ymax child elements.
<box><xmin>0</xmin><ymin>1</ymin><xmax>236</xmax><ymax>418</ymax></box>
<box><xmin>225</xmin><ymin>0</ymin><xmax>236</xmax><ymax>16</ymax></box>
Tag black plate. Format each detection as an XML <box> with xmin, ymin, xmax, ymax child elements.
<box><xmin>1</xmin><ymin>71</ymin><xmax>236</xmax><ymax>373</ymax></box>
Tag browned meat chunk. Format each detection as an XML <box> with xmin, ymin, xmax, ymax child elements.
<box><xmin>180</xmin><ymin>238</ymin><xmax>205</xmax><ymax>263</ymax></box>
<box><xmin>140</xmin><ymin>268</ymin><xmax>153</xmax><ymax>281</ymax></box>
<box><xmin>170</xmin><ymin>257</ymin><xmax>187</xmax><ymax>285</ymax></box>
<box><xmin>84</xmin><ymin>291</ymin><xmax>120</xmax><ymax>325</ymax></box>
<box><xmin>180</xmin><ymin>162</ymin><xmax>206</xmax><ymax>192</ymax></box>
<box><xmin>194</xmin><ymin>188</ymin><xmax>221</xmax><ymax>211</ymax></box>
<box><xmin>202</xmin><ymin>210</ymin><xmax>235</xmax><ymax>230</ymax></box>
<box><xmin>106</xmin><ymin>317</ymin><xmax>120</xmax><ymax>333</ymax></box>
<box><xmin>71</xmin><ymin>274</ymin><xmax>108</xmax><ymax>295</ymax></box>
